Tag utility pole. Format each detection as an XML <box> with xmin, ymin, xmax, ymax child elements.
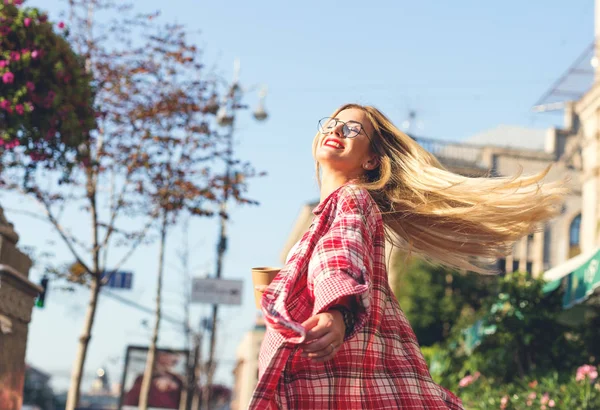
<box><xmin>202</xmin><ymin>60</ymin><xmax>268</xmax><ymax>410</ymax></box>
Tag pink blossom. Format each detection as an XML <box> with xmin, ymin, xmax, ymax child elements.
<box><xmin>0</xmin><ymin>26</ymin><xmax>11</xmax><ymax>36</ymax></box>
<box><xmin>57</xmin><ymin>21</ymin><xmax>65</xmax><ymax>29</ymax></box>
<box><xmin>26</xmin><ymin>81</ymin><xmax>35</xmax><ymax>92</ymax></box>
<box><xmin>5</xmin><ymin>140</ymin><xmax>20</xmax><ymax>149</ymax></box>
<box><xmin>548</xmin><ymin>399</ymin><xmax>555</xmax><ymax>407</ymax></box>
<box><xmin>10</xmin><ymin>51</ymin><xmax>20</xmax><ymax>61</ymax></box>
<box><xmin>0</xmin><ymin>100</ymin><xmax>10</xmax><ymax>110</ymax></box>
<box><xmin>2</xmin><ymin>72</ymin><xmax>15</xmax><ymax>84</ymax></box>
<box><xmin>458</xmin><ymin>375</ymin><xmax>474</xmax><ymax>388</ymax></box>
<box><xmin>24</xmin><ymin>17</ymin><xmax>32</xmax><ymax>27</ymax></box>
<box><xmin>541</xmin><ymin>393</ymin><xmax>549</xmax><ymax>405</ymax></box>
<box><xmin>527</xmin><ymin>392</ymin><xmax>536</xmax><ymax>400</ymax></box>
<box><xmin>14</xmin><ymin>0</ymin><xmax>23</xmax><ymax>5</ymax></box>
<box><xmin>31</xmin><ymin>50</ymin><xmax>39</xmax><ymax>59</ymax></box>
<box><xmin>500</xmin><ymin>395</ymin><xmax>509</xmax><ymax>410</ymax></box>
<box><xmin>0</xmin><ymin>60</ymin><xmax>7</xmax><ymax>68</ymax></box>
<box><xmin>576</xmin><ymin>364</ymin><xmax>598</xmax><ymax>382</ymax></box>
<box><xmin>15</xmin><ymin>104</ymin><xmax>24</xmax><ymax>115</ymax></box>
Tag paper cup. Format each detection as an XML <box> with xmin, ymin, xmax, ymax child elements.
<box><xmin>252</xmin><ymin>267</ymin><xmax>280</xmax><ymax>309</ymax></box>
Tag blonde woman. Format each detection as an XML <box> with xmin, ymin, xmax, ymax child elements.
<box><xmin>250</xmin><ymin>104</ymin><xmax>564</xmax><ymax>409</ymax></box>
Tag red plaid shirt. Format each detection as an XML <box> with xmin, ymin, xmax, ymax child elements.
<box><xmin>249</xmin><ymin>184</ymin><xmax>464</xmax><ymax>409</ymax></box>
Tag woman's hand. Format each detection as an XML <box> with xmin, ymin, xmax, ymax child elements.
<box><xmin>300</xmin><ymin>310</ymin><xmax>346</xmax><ymax>363</ymax></box>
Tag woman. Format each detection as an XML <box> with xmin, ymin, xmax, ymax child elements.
<box><xmin>250</xmin><ymin>104</ymin><xmax>564</xmax><ymax>409</ymax></box>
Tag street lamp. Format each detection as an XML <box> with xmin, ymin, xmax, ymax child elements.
<box><xmin>253</xmin><ymin>86</ymin><xmax>269</xmax><ymax>121</ymax></box>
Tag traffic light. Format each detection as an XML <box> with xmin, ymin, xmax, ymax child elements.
<box><xmin>35</xmin><ymin>276</ymin><xmax>49</xmax><ymax>308</ymax></box>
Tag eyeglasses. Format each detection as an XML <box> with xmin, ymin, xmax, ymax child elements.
<box><xmin>318</xmin><ymin>117</ymin><xmax>366</xmax><ymax>139</ymax></box>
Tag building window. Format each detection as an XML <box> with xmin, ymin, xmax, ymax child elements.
<box><xmin>543</xmin><ymin>227</ymin><xmax>552</xmax><ymax>267</ymax></box>
<box><xmin>497</xmin><ymin>258</ymin><xmax>506</xmax><ymax>275</ymax></box>
<box><xmin>526</xmin><ymin>261</ymin><xmax>533</xmax><ymax>275</ymax></box>
<box><xmin>569</xmin><ymin>214</ymin><xmax>581</xmax><ymax>258</ymax></box>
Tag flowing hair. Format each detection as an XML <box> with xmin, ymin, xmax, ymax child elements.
<box><xmin>313</xmin><ymin>103</ymin><xmax>567</xmax><ymax>272</ymax></box>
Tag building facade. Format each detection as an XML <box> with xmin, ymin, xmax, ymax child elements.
<box><xmin>230</xmin><ymin>316</ymin><xmax>266</xmax><ymax>410</ymax></box>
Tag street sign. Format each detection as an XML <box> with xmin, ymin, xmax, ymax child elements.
<box><xmin>102</xmin><ymin>270</ymin><xmax>133</xmax><ymax>290</ymax></box>
<box><xmin>191</xmin><ymin>277</ymin><xmax>243</xmax><ymax>306</ymax></box>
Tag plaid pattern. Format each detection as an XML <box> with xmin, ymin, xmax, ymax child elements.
<box><xmin>248</xmin><ymin>185</ymin><xmax>464</xmax><ymax>409</ymax></box>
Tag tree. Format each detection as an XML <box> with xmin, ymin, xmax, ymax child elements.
<box><xmin>124</xmin><ymin>26</ymin><xmax>263</xmax><ymax>408</ymax></box>
<box><xmin>0</xmin><ymin>2</ymin><xmax>238</xmax><ymax>409</ymax></box>
<box><xmin>391</xmin><ymin>256</ymin><xmax>494</xmax><ymax>346</ymax></box>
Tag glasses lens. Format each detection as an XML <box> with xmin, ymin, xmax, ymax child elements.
<box><xmin>318</xmin><ymin>117</ymin><xmax>336</xmax><ymax>133</ymax></box>
<box><xmin>343</xmin><ymin>122</ymin><xmax>361</xmax><ymax>138</ymax></box>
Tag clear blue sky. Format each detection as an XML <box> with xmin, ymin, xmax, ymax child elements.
<box><xmin>3</xmin><ymin>0</ymin><xmax>593</xmax><ymax>392</ymax></box>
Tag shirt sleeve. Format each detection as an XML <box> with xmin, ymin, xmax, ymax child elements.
<box><xmin>308</xmin><ymin>187</ymin><xmax>374</xmax><ymax>339</ymax></box>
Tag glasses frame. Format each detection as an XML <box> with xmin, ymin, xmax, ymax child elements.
<box><xmin>318</xmin><ymin>117</ymin><xmax>370</xmax><ymax>139</ymax></box>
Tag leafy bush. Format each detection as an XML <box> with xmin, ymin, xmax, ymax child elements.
<box><xmin>392</xmin><ymin>257</ymin><xmax>495</xmax><ymax>346</ymax></box>
<box><xmin>456</xmin><ymin>366</ymin><xmax>600</xmax><ymax>410</ymax></box>
<box><xmin>0</xmin><ymin>0</ymin><xmax>95</xmax><ymax>168</ymax></box>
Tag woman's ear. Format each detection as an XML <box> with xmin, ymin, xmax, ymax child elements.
<box><xmin>362</xmin><ymin>156</ymin><xmax>380</xmax><ymax>171</ymax></box>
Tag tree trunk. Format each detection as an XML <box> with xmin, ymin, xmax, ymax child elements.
<box><xmin>139</xmin><ymin>211</ymin><xmax>168</xmax><ymax>409</ymax></box>
<box><xmin>65</xmin><ymin>276</ymin><xmax>101</xmax><ymax>410</ymax></box>
<box><xmin>66</xmin><ymin>144</ymin><xmax>102</xmax><ymax>410</ymax></box>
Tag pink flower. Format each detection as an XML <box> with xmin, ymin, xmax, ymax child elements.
<box><xmin>0</xmin><ymin>100</ymin><xmax>10</xmax><ymax>110</ymax></box>
<box><xmin>24</xmin><ymin>17</ymin><xmax>32</xmax><ymax>27</ymax></box>
<box><xmin>548</xmin><ymin>399</ymin><xmax>555</xmax><ymax>407</ymax></box>
<box><xmin>15</xmin><ymin>104</ymin><xmax>24</xmax><ymax>115</ymax></box>
<box><xmin>2</xmin><ymin>72</ymin><xmax>15</xmax><ymax>84</ymax></box>
<box><xmin>541</xmin><ymin>393</ymin><xmax>549</xmax><ymax>405</ymax></box>
<box><xmin>500</xmin><ymin>395</ymin><xmax>509</xmax><ymax>410</ymax></box>
<box><xmin>0</xmin><ymin>60</ymin><xmax>7</xmax><ymax>68</ymax></box>
<box><xmin>14</xmin><ymin>0</ymin><xmax>23</xmax><ymax>5</ymax></box>
<box><xmin>576</xmin><ymin>365</ymin><xmax>599</xmax><ymax>382</ymax></box>
<box><xmin>10</xmin><ymin>52</ymin><xmax>20</xmax><ymax>62</ymax></box>
<box><xmin>57</xmin><ymin>21</ymin><xmax>65</xmax><ymax>29</ymax></box>
<box><xmin>31</xmin><ymin>50</ymin><xmax>39</xmax><ymax>59</ymax></box>
<box><xmin>26</xmin><ymin>82</ymin><xmax>35</xmax><ymax>92</ymax></box>
<box><xmin>527</xmin><ymin>392</ymin><xmax>536</xmax><ymax>400</ymax></box>
<box><xmin>0</xmin><ymin>26</ymin><xmax>11</xmax><ymax>36</ymax></box>
<box><xmin>458</xmin><ymin>375</ymin><xmax>474</xmax><ymax>388</ymax></box>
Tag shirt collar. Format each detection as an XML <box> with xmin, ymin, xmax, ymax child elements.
<box><xmin>312</xmin><ymin>181</ymin><xmax>357</xmax><ymax>215</ymax></box>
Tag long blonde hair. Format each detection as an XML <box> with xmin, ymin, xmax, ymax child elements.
<box><xmin>313</xmin><ymin>103</ymin><xmax>566</xmax><ymax>272</ymax></box>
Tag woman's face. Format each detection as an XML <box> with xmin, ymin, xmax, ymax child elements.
<box><xmin>315</xmin><ymin>108</ymin><xmax>377</xmax><ymax>177</ymax></box>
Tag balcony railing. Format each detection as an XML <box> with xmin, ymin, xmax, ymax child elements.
<box><xmin>413</xmin><ymin>136</ymin><xmax>489</xmax><ymax>173</ymax></box>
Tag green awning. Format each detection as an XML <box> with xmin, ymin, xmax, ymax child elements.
<box><xmin>542</xmin><ymin>247</ymin><xmax>600</xmax><ymax>308</ymax></box>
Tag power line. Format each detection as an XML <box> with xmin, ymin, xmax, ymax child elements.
<box><xmin>102</xmin><ymin>289</ymin><xmax>185</xmax><ymax>328</ymax></box>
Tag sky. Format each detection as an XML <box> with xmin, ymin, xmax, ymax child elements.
<box><xmin>3</xmin><ymin>0</ymin><xmax>595</xmax><ymax>394</ymax></box>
